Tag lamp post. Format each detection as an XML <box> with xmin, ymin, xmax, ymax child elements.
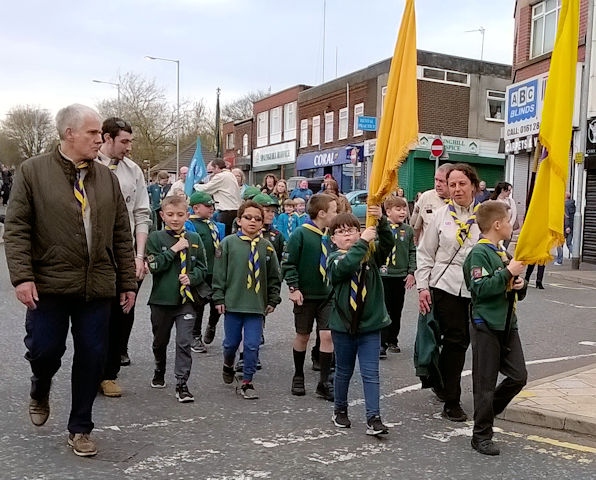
<box><xmin>145</xmin><ymin>55</ymin><xmax>180</xmax><ymax>179</ymax></box>
<box><xmin>92</xmin><ymin>79</ymin><xmax>121</xmax><ymax>115</ymax></box>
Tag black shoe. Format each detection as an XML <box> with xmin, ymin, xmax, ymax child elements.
<box><xmin>203</xmin><ymin>324</ymin><xmax>216</xmax><ymax>344</ymax></box>
<box><xmin>312</xmin><ymin>357</ymin><xmax>321</xmax><ymax>371</ymax></box>
<box><xmin>471</xmin><ymin>437</ymin><xmax>500</xmax><ymax>456</ymax></box>
<box><xmin>442</xmin><ymin>404</ymin><xmax>468</xmax><ymax>422</ymax></box>
<box><xmin>536</xmin><ymin>281</ymin><xmax>545</xmax><ymax>289</ymax></box>
<box><xmin>151</xmin><ymin>370</ymin><xmax>166</xmax><ymax>389</ymax></box>
<box><xmin>191</xmin><ymin>337</ymin><xmax>207</xmax><ymax>353</ymax></box>
<box><xmin>315</xmin><ymin>381</ymin><xmax>334</xmax><ymax>402</ymax></box>
<box><xmin>379</xmin><ymin>346</ymin><xmax>387</xmax><ymax>359</ymax></box>
<box><xmin>120</xmin><ymin>354</ymin><xmax>131</xmax><ymax>366</ymax></box>
<box><xmin>235</xmin><ymin>359</ymin><xmax>244</xmax><ymax>372</ymax></box>
<box><xmin>291</xmin><ymin>375</ymin><xmax>306</xmax><ymax>396</ymax></box>
<box><xmin>432</xmin><ymin>386</ymin><xmax>446</xmax><ymax>402</ymax></box>
<box><xmin>366</xmin><ymin>415</ymin><xmax>389</xmax><ymax>435</ymax></box>
<box><xmin>332</xmin><ymin>410</ymin><xmax>351</xmax><ymax>428</ymax></box>
<box><xmin>256</xmin><ymin>359</ymin><xmax>262</xmax><ymax>370</ymax></box>
<box><xmin>29</xmin><ymin>396</ymin><xmax>50</xmax><ymax>426</ymax></box>
<box><xmin>387</xmin><ymin>343</ymin><xmax>401</xmax><ymax>353</ymax></box>
<box><xmin>175</xmin><ymin>383</ymin><xmax>194</xmax><ymax>403</ymax></box>
<box><xmin>239</xmin><ymin>382</ymin><xmax>259</xmax><ymax>399</ymax></box>
<box><xmin>260</xmin><ymin>333</ymin><xmax>265</xmax><ymax>345</ymax></box>
<box><xmin>222</xmin><ymin>364</ymin><xmax>235</xmax><ymax>384</ymax></box>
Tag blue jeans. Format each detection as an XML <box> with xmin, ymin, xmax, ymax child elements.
<box><xmin>332</xmin><ymin>330</ymin><xmax>381</xmax><ymax>419</ymax></box>
<box><xmin>24</xmin><ymin>295</ymin><xmax>111</xmax><ymax>434</ymax></box>
<box><xmin>555</xmin><ymin>246</ymin><xmax>563</xmax><ymax>264</ymax></box>
<box><xmin>223</xmin><ymin>312</ymin><xmax>263</xmax><ymax>382</ymax></box>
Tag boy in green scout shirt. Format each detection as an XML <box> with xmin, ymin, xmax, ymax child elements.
<box><xmin>188</xmin><ymin>191</ymin><xmax>221</xmax><ymax>353</ymax></box>
<box><xmin>282</xmin><ymin>193</ymin><xmax>338</xmax><ymax>401</ymax></box>
<box><xmin>146</xmin><ymin>195</ymin><xmax>208</xmax><ymax>403</ymax></box>
<box><xmin>326</xmin><ymin>207</ymin><xmax>393</xmax><ymax>435</ymax></box>
<box><xmin>463</xmin><ymin>201</ymin><xmax>527</xmax><ymax>456</ymax></box>
<box><xmin>212</xmin><ymin>200</ymin><xmax>282</xmax><ymax>400</ymax></box>
<box><xmin>380</xmin><ymin>195</ymin><xmax>417</xmax><ymax>357</ymax></box>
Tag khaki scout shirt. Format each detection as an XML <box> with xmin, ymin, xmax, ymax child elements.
<box><xmin>414</xmin><ymin>201</ymin><xmax>480</xmax><ymax>298</ymax></box>
<box><xmin>410</xmin><ymin>189</ymin><xmax>448</xmax><ymax>242</ymax></box>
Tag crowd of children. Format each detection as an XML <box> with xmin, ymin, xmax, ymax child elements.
<box><xmin>142</xmin><ymin>176</ymin><xmax>528</xmax><ymax>453</ymax></box>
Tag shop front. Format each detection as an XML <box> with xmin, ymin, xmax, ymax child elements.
<box><xmin>252</xmin><ymin>141</ymin><xmax>296</xmax><ymax>185</ymax></box>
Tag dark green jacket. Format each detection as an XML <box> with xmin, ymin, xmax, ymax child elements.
<box><xmin>326</xmin><ymin>217</ymin><xmax>393</xmax><ymax>334</ymax></box>
<box><xmin>189</xmin><ymin>216</ymin><xmax>218</xmax><ymax>274</ymax></box>
<box><xmin>5</xmin><ymin>146</ymin><xmax>137</xmax><ymax>299</ymax></box>
<box><xmin>262</xmin><ymin>225</ymin><xmax>285</xmax><ymax>264</ymax></box>
<box><xmin>146</xmin><ymin>230</ymin><xmax>207</xmax><ymax>305</ymax></box>
<box><xmin>380</xmin><ymin>222</ymin><xmax>417</xmax><ymax>277</ymax></box>
<box><xmin>463</xmin><ymin>242</ymin><xmax>527</xmax><ymax>331</ymax></box>
<box><xmin>212</xmin><ymin>234</ymin><xmax>282</xmax><ymax>314</ymax></box>
<box><xmin>281</xmin><ymin>223</ymin><xmax>332</xmax><ymax>300</ymax></box>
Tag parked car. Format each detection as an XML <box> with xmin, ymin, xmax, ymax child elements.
<box><xmin>345</xmin><ymin>190</ymin><xmax>368</xmax><ymax>226</ymax></box>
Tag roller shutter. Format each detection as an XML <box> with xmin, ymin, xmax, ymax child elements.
<box><xmin>583</xmin><ymin>169</ymin><xmax>596</xmax><ymax>264</ymax></box>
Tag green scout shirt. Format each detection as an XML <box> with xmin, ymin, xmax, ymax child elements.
<box><xmin>189</xmin><ymin>216</ymin><xmax>218</xmax><ymax>274</ymax></box>
<box><xmin>463</xmin><ymin>242</ymin><xmax>527</xmax><ymax>331</ymax></box>
<box><xmin>146</xmin><ymin>230</ymin><xmax>208</xmax><ymax>306</ymax></box>
<box><xmin>212</xmin><ymin>234</ymin><xmax>282</xmax><ymax>314</ymax></box>
<box><xmin>281</xmin><ymin>223</ymin><xmax>332</xmax><ymax>300</ymax></box>
<box><xmin>262</xmin><ymin>225</ymin><xmax>285</xmax><ymax>264</ymax></box>
<box><xmin>327</xmin><ymin>217</ymin><xmax>394</xmax><ymax>334</ymax></box>
<box><xmin>380</xmin><ymin>222</ymin><xmax>417</xmax><ymax>277</ymax></box>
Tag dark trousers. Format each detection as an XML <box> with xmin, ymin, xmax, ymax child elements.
<box><xmin>381</xmin><ymin>276</ymin><xmax>406</xmax><ymax>347</ymax></box>
<box><xmin>470</xmin><ymin>323</ymin><xmax>527</xmax><ymax>441</ymax></box>
<box><xmin>103</xmin><ymin>280</ymin><xmax>142</xmax><ymax>379</ymax></box>
<box><xmin>193</xmin><ymin>299</ymin><xmax>220</xmax><ymax>336</ymax></box>
<box><xmin>431</xmin><ymin>288</ymin><xmax>471</xmax><ymax>407</ymax></box>
<box><xmin>524</xmin><ymin>264</ymin><xmax>545</xmax><ymax>283</ymax></box>
<box><xmin>24</xmin><ymin>295</ymin><xmax>111</xmax><ymax>434</ymax></box>
<box><xmin>218</xmin><ymin>210</ymin><xmax>238</xmax><ymax>237</ymax></box>
<box><xmin>150</xmin><ymin>304</ymin><xmax>195</xmax><ymax>384</ymax></box>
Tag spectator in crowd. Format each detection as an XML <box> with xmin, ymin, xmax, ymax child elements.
<box><xmin>261</xmin><ymin>174</ymin><xmax>278</xmax><ymax>195</ymax></box>
<box><xmin>556</xmin><ymin>191</ymin><xmax>576</xmax><ymax>264</ymax></box>
<box><xmin>4</xmin><ymin>103</ymin><xmax>137</xmax><ymax>457</ymax></box>
<box><xmin>491</xmin><ymin>182</ymin><xmax>517</xmax><ymax>248</ymax></box>
<box><xmin>1</xmin><ymin>164</ymin><xmax>13</xmax><ymax>206</ymax></box>
<box><xmin>166</xmin><ymin>166</ymin><xmax>189</xmax><ymax>197</ymax></box>
<box><xmin>232</xmin><ymin>168</ymin><xmax>249</xmax><ymax>199</ymax></box>
<box><xmin>194</xmin><ymin>158</ymin><xmax>241</xmax><ymax>236</ymax></box>
<box><xmin>475</xmin><ymin>181</ymin><xmax>491</xmax><ymax>203</ymax></box>
<box><xmin>323</xmin><ymin>178</ymin><xmax>351</xmax><ymax>214</ymax></box>
<box><xmin>148</xmin><ymin>170</ymin><xmax>171</xmax><ymax>230</ymax></box>
<box><xmin>290</xmin><ymin>179</ymin><xmax>313</xmax><ymax>202</ymax></box>
<box><xmin>272</xmin><ymin>178</ymin><xmax>289</xmax><ymax>207</ymax></box>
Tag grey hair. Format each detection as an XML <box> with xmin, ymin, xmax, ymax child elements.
<box><xmin>55</xmin><ymin>104</ymin><xmax>100</xmax><ymax>140</ymax></box>
<box><xmin>436</xmin><ymin>163</ymin><xmax>454</xmax><ymax>175</ymax></box>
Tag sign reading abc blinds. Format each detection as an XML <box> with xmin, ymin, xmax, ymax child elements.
<box><xmin>505</xmin><ymin>73</ymin><xmax>547</xmax><ymax>141</ymax></box>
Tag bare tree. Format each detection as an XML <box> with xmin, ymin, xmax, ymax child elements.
<box><xmin>221</xmin><ymin>90</ymin><xmax>269</xmax><ymax>122</ymax></box>
<box><xmin>1</xmin><ymin>106</ymin><xmax>56</xmax><ymax>162</ymax></box>
<box><xmin>0</xmin><ymin>131</ymin><xmax>21</xmax><ymax>167</ymax></box>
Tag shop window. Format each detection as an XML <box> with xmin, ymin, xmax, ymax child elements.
<box><xmin>486</xmin><ymin>90</ymin><xmax>505</xmax><ymax>121</ymax></box>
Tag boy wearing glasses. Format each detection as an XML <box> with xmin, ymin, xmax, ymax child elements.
<box><xmin>282</xmin><ymin>193</ymin><xmax>338</xmax><ymax>401</ymax></box>
<box><xmin>326</xmin><ymin>207</ymin><xmax>393</xmax><ymax>435</ymax></box>
<box><xmin>213</xmin><ymin>200</ymin><xmax>282</xmax><ymax>399</ymax></box>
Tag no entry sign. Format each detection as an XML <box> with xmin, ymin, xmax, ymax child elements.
<box><xmin>431</xmin><ymin>138</ymin><xmax>444</xmax><ymax>158</ymax></box>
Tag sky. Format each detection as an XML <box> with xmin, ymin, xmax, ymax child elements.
<box><xmin>0</xmin><ymin>0</ymin><xmax>516</xmax><ymax>120</ymax></box>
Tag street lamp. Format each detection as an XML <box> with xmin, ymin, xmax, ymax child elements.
<box><xmin>92</xmin><ymin>79</ymin><xmax>121</xmax><ymax>115</ymax></box>
<box><xmin>145</xmin><ymin>55</ymin><xmax>180</xmax><ymax>179</ymax></box>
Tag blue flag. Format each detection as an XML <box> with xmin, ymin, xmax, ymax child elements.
<box><xmin>185</xmin><ymin>137</ymin><xmax>207</xmax><ymax>196</ymax></box>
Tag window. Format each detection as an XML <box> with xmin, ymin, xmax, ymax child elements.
<box><xmin>486</xmin><ymin>90</ymin><xmax>505</xmax><ymax>121</ymax></box>
<box><xmin>242</xmin><ymin>134</ymin><xmax>249</xmax><ymax>156</ymax></box>
<box><xmin>325</xmin><ymin>112</ymin><xmax>334</xmax><ymax>143</ymax></box>
<box><xmin>338</xmin><ymin>107</ymin><xmax>348</xmax><ymax>140</ymax></box>
<box><xmin>417</xmin><ymin>66</ymin><xmax>470</xmax><ymax>86</ymax></box>
<box><xmin>270</xmin><ymin>106</ymin><xmax>282</xmax><ymax>144</ymax></box>
<box><xmin>381</xmin><ymin>87</ymin><xmax>387</xmax><ymax>118</ymax></box>
<box><xmin>284</xmin><ymin>101</ymin><xmax>297</xmax><ymax>140</ymax></box>
<box><xmin>257</xmin><ymin>111</ymin><xmax>268</xmax><ymax>147</ymax></box>
<box><xmin>312</xmin><ymin>116</ymin><xmax>320</xmax><ymax>146</ymax></box>
<box><xmin>531</xmin><ymin>0</ymin><xmax>562</xmax><ymax>58</ymax></box>
<box><xmin>300</xmin><ymin>119</ymin><xmax>308</xmax><ymax>148</ymax></box>
<box><xmin>354</xmin><ymin>103</ymin><xmax>364</xmax><ymax>136</ymax></box>
<box><xmin>225</xmin><ymin>132</ymin><xmax>234</xmax><ymax>150</ymax></box>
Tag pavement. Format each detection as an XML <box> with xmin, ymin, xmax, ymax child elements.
<box><xmin>500</xmin><ymin>261</ymin><xmax>596</xmax><ymax>436</ymax></box>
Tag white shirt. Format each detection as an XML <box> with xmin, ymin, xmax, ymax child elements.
<box><xmin>167</xmin><ymin>179</ymin><xmax>186</xmax><ymax>196</ymax></box>
<box><xmin>410</xmin><ymin>189</ymin><xmax>447</xmax><ymax>241</ymax></box>
<box><xmin>415</xmin><ymin>202</ymin><xmax>481</xmax><ymax>297</ymax></box>
<box><xmin>194</xmin><ymin>169</ymin><xmax>240</xmax><ymax>211</ymax></box>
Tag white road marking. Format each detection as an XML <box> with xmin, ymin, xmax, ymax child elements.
<box><xmin>123</xmin><ymin>449</ymin><xmax>222</xmax><ymax>475</ymax></box>
<box><xmin>548</xmin><ymin>283</ymin><xmax>596</xmax><ymax>291</ymax></box>
<box><xmin>544</xmin><ymin>298</ymin><xmax>596</xmax><ymax>309</ymax></box>
<box><xmin>307</xmin><ymin>443</ymin><xmax>393</xmax><ymax>465</ymax></box>
<box><xmin>579</xmin><ymin>341</ymin><xmax>596</xmax><ymax>347</ymax></box>
<box><xmin>252</xmin><ymin>429</ymin><xmax>347</xmax><ymax>448</ymax></box>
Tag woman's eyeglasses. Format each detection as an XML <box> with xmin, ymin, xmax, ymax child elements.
<box><xmin>242</xmin><ymin>214</ymin><xmax>263</xmax><ymax>222</ymax></box>
<box><xmin>333</xmin><ymin>227</ymin><xmax>359</xmax><ymax>236</ymax></box>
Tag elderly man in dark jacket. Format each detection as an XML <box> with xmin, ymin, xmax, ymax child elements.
<box><xmin>4</xmin><ymin>104</ymin><xmax>137</xmax><ymax>457</ymax></box>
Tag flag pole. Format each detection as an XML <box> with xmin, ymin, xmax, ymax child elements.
<box><xmin>571</xmin><ymin>0</ymin><xmax>594</xmax><ymax>269</ymax></box>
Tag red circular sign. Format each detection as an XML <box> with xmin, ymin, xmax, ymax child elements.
<box><xmin>431</xmin><ymin>138</ymin><xmax>444</xmax><ymax>157</ymax></box>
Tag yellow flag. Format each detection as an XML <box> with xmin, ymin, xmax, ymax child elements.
<box><xmin>515</xmin><ymin>0</ymin><xmax>579</xmax><ymax>264</ymax></box>
<box><xmin>366</xmin><ymin>0</ymin><xmax>418</xmax><ymax>226</ymax></box>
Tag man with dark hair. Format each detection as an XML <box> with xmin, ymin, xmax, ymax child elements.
<box><xmin>4</xmin><ymin>104</ymin><xmax>137</xmax><ymax>457</ymax></box>
<box><xmin>97</xmin><ymin>117</ymin><xmax>152</xmax><ymax>396</ymax></box>
<box><xmin>193</xmin><ymin>158</ymin><xmax>240</xmax><ymax>236</ymax></box>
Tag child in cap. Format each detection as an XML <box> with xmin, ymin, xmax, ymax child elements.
<box><xmin>275</xmin><ymin>199</ymin><xmax>296</xmax><ymax>241</ymax></box>
<box><xmin>212</xmin><ymin>200</ymin><xmax>282</xmax><ymax>399</ymax></box>
<box><xmin>188</xmin><ymin>191</ymin><xmax>224</xmax><ymax>351</ymax></box>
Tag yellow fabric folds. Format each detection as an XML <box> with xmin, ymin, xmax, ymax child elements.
<box><xmin>366</xmin><ymin>0</ymin><xmax>418</xmax><ymax>226</ymax></box>
<box><xmin>516</xmin><ymin>0</ymin><xmax>579</xmax><ymax>264</ymax></box>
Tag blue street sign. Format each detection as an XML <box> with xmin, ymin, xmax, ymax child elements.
<box><xmin>357</xmin><ymin>115</ymin><xmax>377</xmax><ymax>131</ymax></box>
